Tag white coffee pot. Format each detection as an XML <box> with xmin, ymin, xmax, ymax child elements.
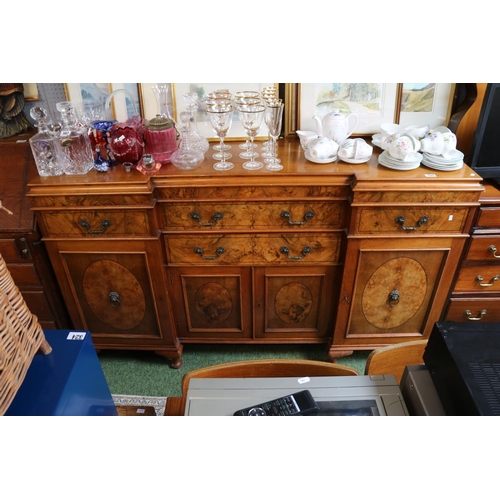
<box><xmin>313</xmin><ymin>108</ymin><xmax>358</xmax><ymax>144</ymax></box>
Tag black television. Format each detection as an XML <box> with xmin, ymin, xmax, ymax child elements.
<box><xmin>469</xmin><ymin>83</ymin><xmax>500</xmax><ymax>188</ymax></box>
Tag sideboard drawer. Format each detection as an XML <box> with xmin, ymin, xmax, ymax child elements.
<box><xmin>354</xmin><ymin>207</ymin><xmax>469</xmax><ymax>234</ymax></box>
<box><xmin>37</xmin><ymin>209</ymin><xmax>153</xmax><ymax>238</ymax></box>
<box><xmin>160</xmin><ymin>201</ymin><xmax>346</xmax><ymax>231</ymax></box>
<box><xmin>454</xmin><ymin>264</ymin><xmax>500</xmax><ymax>292</ymax></box>
<box><xmin>445</xmin><ymin>297</ymin><xmax>500</xmax><ymax>322</ymax></box>
<box><xmin>476</xmin><ymin>207</ymin><xmax>500</xmax><ymax>229</ymax></box>
<box><xmin>164</xmin><ymin>233</ymin><xmax>343</xmax><ymax>265</ymax></box>
<box><xmin>465</xmin><ymin>235</ymin><xmax>500</xmax><ymax>261</ymax></box>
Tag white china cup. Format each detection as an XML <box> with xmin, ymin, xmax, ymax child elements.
<box><xmin>441</xmin><ymin>131</ymin><xmax>457</xmax><ymax>155</ymax></box>
<box><xmin>389</xmin><ymin>134</ymin><xmax>420</xmax><ymax>161</ymax></box>
<box><xmin>381</xmin><ymin>123</ymin><xmax>404</xmax><ymax>136</ymax></box>
<box><xmin>420</xmin><ymin>131</ymin><xmax>445</xmax><ymax>155</ymax></box>
<box><xmin>405</xmin><ymin>124</ymin><xmax>430</xmax><ymax>140</ymax></box>
<box><xmin>340</xmin><ymin>138</ymin><xmax>373</xmax><ymax>159</ymax></box>
<box><xmin>307</xmin><ymin>137</ymin><xmax>339</xmax><ymax>159</ymax></box>
<box><xmin>296</xmin><ymin>130</ymin><xmax>319</xmax><ymax>150</ymax></box>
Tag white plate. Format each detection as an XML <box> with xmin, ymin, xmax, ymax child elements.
<box><xmin>422</xmin><ymin>160</ymin><xmax>464</xmax><ymax>171</ymax></box>
<box><xmin>305</xmin><ymin>151</ymin><xmax>338</xmax><ymax>164</ymax></box>
<box><xmin>378</xmin><ymin>152</ymin><xmax>420</xmax><ymax>170</ymax></box>
<box><xmin>338</xmin><ymin>153</ymin><xmax>371</xmax><ymax>164</ymax></box>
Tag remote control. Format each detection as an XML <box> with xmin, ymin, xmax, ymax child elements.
<box><xmin>233</xmin><ymin>390</ymin><xmax>318</xmax><ymax>416</ymax></box>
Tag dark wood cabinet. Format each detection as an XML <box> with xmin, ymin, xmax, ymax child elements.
<box><xmin>0</xmin><ymin>131</ymin><xmax>69</xmax><ymax>329</ymax></box>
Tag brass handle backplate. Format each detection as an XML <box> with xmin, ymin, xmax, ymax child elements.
<box><xmin>395</xmin><ymin>215</ymin><xmax>429</xmax><ymax>231</ymax></box>
<box><xmin>194</xmin><ymin>246</ymin><xmax>226</xmax><ymax>260</ymax></box>
<box><xmin>190</xmin><ymin>212</ymin><xmax>223</xmax><ymax>226</ymax></box>
<box><xmin>79</xmin><ymin>218</ymin><xmax>112</xmax><ymax>234</ymax></box>
<box><xmin>280</xmin><ymin>246</ymin><xmax>312</xmax><ymax>260</ymax></box>
<box><xmin>281</xmin><ymin>210</ymin><xmax>315</xmax><ymax>226</ymax></box>
<box><xmin>475</xmin><ymin>275</ymin><xmax>499</xmax><ymax>287</ymax></box>
<box><xmin>488</xmin><ymin>245</ymin><xmax>500</xmax><ymax>259</ymax></box>
<box><xmin>464</xmin><ymin>309</ymin><xmax>487</xmax><ymax>321</ymax></box>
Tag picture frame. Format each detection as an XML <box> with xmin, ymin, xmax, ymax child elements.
<box><xmin>64</xmin><ymin>83</ymin><xmax>142</xmax><ymax>122</ymax></box>
<box><xmin>298</xmin><ymin>83</ymin><xmax>399</xmax><ymax>136</ymax></box>
<box><xmin>396</xmin><ymin>83</ymin><xmax>456</xmax><ymax>129</ymax></box>
<box><xmin>172</xmin><ymin>83</ymin><xmax>276</xmax><ymax>141</ymax></box>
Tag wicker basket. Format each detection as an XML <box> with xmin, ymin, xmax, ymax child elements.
<box><xmin>0</xmin><ymin>254</ymin><xmax>51</xmax><ymax>415</ymax></box>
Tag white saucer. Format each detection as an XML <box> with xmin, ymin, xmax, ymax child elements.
<box><xmin>378</xmin><ymin>151</ymin><xmax>421</xmax><ymax>170</ymax></box>
<box><xmin>338</xmin><ymin>152</ymin><xmax>371</xmax><ymax>164</ymax></box>
<box><xmin>305</xmin><ymin>151</ymin><xmax>338</xmax><ymax>164</ymax></box>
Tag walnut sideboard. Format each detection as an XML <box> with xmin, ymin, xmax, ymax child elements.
<box><xmin>27</xmin><ymin>138</ymin><xmax>484</xmax><ymax>367</ymax></box>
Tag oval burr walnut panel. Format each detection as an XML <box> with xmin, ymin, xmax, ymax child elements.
<box><xmin>194</xmin><ymin>282</ymin><xmax>233</xmax><ymax>325</ymax></box>
<box><xmin>83</xmin><ymin>260</ymin><xmax>146</xmax><ymax>330</ymax></box>
<box><xmin>275</xmin><ymin>282</ymin><xmax>313</xmax><ymax>324</ymax></box>
<box><xmin>362</xmin><ymin>257</ymin><xmax>427</xmax><ymax>330</ymax></box>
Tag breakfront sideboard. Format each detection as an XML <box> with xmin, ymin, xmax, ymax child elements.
<box><xmin>27</xmin><ymin>138</ymin><xmax>484</xmax><ymax>367</ymax></box>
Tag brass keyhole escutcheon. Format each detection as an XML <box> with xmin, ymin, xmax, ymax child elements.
<box><xmin>388</xmin><ymin>289</ymin><xmax>400</xmax><ymax>307</ymax></box>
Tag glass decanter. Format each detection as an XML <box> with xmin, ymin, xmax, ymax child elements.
<box><xmin>29</xmin><ymin>106</ymin><xmax>65</xmax><ymax>177</ymax></box>
<box><xmin>182</xmin><ymin>92</ymin><xmax>209</xmax><ymax>155</ymax></box>
<box><xmin>170</xmin><ymin>111</ymin><xmax>205</xmax><ymax>170</ymax></box>
<box><xmin>55</xmin><ymin>100</ymin><xmax>94</xmax><ymax>175</ymax></box>
<box><xmin>151</xmin><ymin>84</ymin><xmax>175</xmax><ymax>121</ymax></box>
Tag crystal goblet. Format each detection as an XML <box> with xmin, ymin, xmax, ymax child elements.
<box><xmin>264</xmin><ymin>102</ymin><xmax>284</xmax><ymax>171</ymax></box>
<box><xmin>206</xmin><ymin>103</ymin><xmax>234</xmax><ymax>171</ymax></box>
<box><xmin>237</xmin><ymin>104</ymin><xmax>266</xmax><ymax>170</ymax></box>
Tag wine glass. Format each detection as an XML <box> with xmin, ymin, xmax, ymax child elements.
<box><xmin>235</xmin><ymin>96</ymin><xmax>262</xmax><ymax>156</ymax></box>
<box><xmin>204</xmin><ymin>97</ymin><xmax>233</xmax><ymax>155</ymax></box>
<box><xmin>261</xmin><ymin>98</ymin><xmax>282</xmax><ymax>158</ymax></box>
<box><xmin>237</xmin><ymin>104</ymin><xmax>266</xmax><ymax>170</ymax></box>
<box><xmin>264</xmin><ymin>102</ymin><xmax>284</xmax><ymax>171</ymax></box>
<box><xmin>206</xmin><ymin>103</ymin><xmax>234</xmax><ymax>171</ymax></box>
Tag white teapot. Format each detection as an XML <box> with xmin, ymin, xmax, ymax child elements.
<box><xmin>313</xmin><ymin>109</ymin><xmax>358</xmax><ymax>145</ymax></box>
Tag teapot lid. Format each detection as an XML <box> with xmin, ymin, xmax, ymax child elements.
<box><xmin>145</xmin><ymin>114</ymin><xmax>175</xmax><ymax>131</ymax></box>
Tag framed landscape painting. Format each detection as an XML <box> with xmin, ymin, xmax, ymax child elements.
<box><xmin>298</xmin><ymin>83</ymin><xmax>399</xmax><ymax>136</ymax></box>
<box><xmin>397</xmin><ymin>83</ymin><xmax>455</xmax><ymax>129</ymax></box>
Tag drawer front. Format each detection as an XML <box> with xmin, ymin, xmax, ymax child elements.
<box><xmin>6</xmin><ymin>263</ymin><xmax>41</xmax><ymax>287</ymax></box>
<box><xmin>454</xmin><ymin>264</ymin><xmax>500</xmax><ymax>292</ymax></box>
<box><xmin>445</xmin><ymin>297</ymin><xmax>500</xmax><ymax>322</ymax></box>
<box><xmin>466</xmin><ymin>235</ymin><xmax>500</xmax><ymax>261</ymax></box>
<box><xmin>37</xmin><ymin>210</ymin><xmax>152</xmax><ymax>238</ymax></box>
<box><xmin>161</xmin><ymin>201</ymin><xmax>346</xmax><ymax>230</ymax></box>
<box><xmin>0</xmin><ymin>239</ymin><xmax>21</xmax><ymax>260</ymax></box>
<box><xmin>354</xmin><ymin>207</ymin><xmax>470</xmax><ymax>234</ymax></box>
<box><xmin>165</xmin><ymin>233</ymin><xmax>343</xmax><ymax>265</ymax></box>
<box><xmin>476</xmin><ymin>207</ymin><xmax>500</xmax><ymax>229</ymax></box>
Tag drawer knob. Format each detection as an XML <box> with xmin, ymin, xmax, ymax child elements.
<box><xmin>388</xmin><ymin>289</ymin><xmax>400</xmax><ymax>307</ymax></box>
<box><xmin>280</xmin><ymin>210</ymin><xmax>315</xmax><ymax>226</ymax></box>
<box><xmin>194</xmin><ymin>246</ymin><xmax>226</xmax><ymax>260</ymax></box>
<box><xmin>79</xmin><ymin>218</ymin><xmax>112</xmax><ymax>234</ymax></box>
<box><xmin>395</xmin><ymin>215</ymin><xmax>429</xmax><ymax>231</ymax></box>
<box><xmin>488</xmin><ymin>245</ymin><xmax>500</xmax><ymax>258</ymax></box>
<box><xmin>190</xmin><ymin>211</ymin><xmax>223</xmax><ymax>226</ymax></box>
<box><xmin>464</xmin><ymin>309</ymin><xmax>487</xmax><ymax>321</ymax></box>
<box><xmin>109</xmin><ymin>291</ymin><xmax>120</xmax><ymax>306</ymax></box>
<box><xmin>475</xmin><ymin>275</ymin><xmax>500</xmax><ymax>287</ymax></box>
<box><xmin>280</xmin><ymin>246</ymin><xmax>312</xmax><ymax>260</ymax></box>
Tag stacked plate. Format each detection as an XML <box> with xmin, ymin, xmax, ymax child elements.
<box><xmin>421</xmin><ymin>150</ymin><xmax>464</xmax><ymax>171</ymax></box>
<box><xmin>304</xmin><ymin>151</ymin><xmax>337</xmax><ymax>164</ymax></box>
<box><xmin>378</xmin><ymin>150</ymin><xmax>422</xmax><ymax>171</ymax></box>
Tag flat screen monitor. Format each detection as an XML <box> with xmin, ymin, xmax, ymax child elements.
<box><xmin>469</xmin><ymin>83</ymin><xmax>500</xmax><ymax>187</ymax></box>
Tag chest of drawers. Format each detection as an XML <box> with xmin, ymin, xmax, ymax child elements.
<box><xmin>444</xmin><ymin>181</ymin><xmax>500</xmax><ymax>323</ymax></box>
<box><xmin>27</xmin><ymin>138</ymin><xmax>484</xmax><ymax>367</ymax></box>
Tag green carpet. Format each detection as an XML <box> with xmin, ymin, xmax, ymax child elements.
<box><xmin>98</xmin><ymin>344</ymin><xmax>370</xmax><ymax>397</ymax></box>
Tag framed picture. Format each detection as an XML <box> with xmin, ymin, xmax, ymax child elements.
<box><xmin>298</xmin><ymin>83</ymin><xmax>399</xmax><ymax>136</ymax></box>
<box><xmin>172</xmin><ymin>83</ymin><xmax>276</xmax><ymax>141</ymax></box>
<box><xmin>64</xmin><ymin>83</ymin><xmax>142</xmax><ymax>122</ymax></box>
<box><xmin>397</xmin><ymin>83</ymin><xmax>456</xmax><ymax>129</ymax></box>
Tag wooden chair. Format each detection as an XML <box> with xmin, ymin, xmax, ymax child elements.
<box><xmin>164</xmin><ymin>358</ymin><xmax>359</xmax><ymax>416</ymax></box>
<box><xmin>364</xmin><ymin>340</ymin><xmax>428</xmax><ymax>384</ymax></box>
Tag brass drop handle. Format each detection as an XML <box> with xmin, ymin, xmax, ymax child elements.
<box><xmin>475</xmin><ymin>275</ymin><xmax>500</xmax><ymax>287</ymax></box>
<box><xmin>194</xmin><ymin>246</ymin><xmax>226</xmax><ymax>260</ymax></box>
<box><xmin>109</xmin><ymin>291</ymin><xmax>120</xmax><ymax>306</ymax></box>
<box><xmin>488</xmin><ymin>245</ymin><xmax>500</xmax><ymax>259</ymax></box>
<box><xmin>79</xmin><ymin>218</ymin><xmax>112</xmax><ymax>234</ymax></box>
<box><xmin>388</xmin><ymin>289</ymin><xmax>400</xmax><ymax>307</ymax></box>
<box><xmin>281</xmin><ymin>210</ymin><xmax>315</xmax><ymax>225</ymax></box>
<box><xmin>190</xmin><ymin>212</ymin><xmax>223</xmax><ymax>226</ymax></box>
<box><xmin>464</xmin><ymin>309</ymin><xmax>487</xmax><ymax>321</ymax></box>
<box><xmin>280</xmin><ymin>246</ymin><xmax>312</xmax><ymax>260</ymax></box>
<box><xmin>395</xmin><ymin>215</ymin><xmax>429</xmax><ymax>231</ymax></box>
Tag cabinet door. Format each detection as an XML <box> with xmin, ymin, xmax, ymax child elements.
<box><xmin>254</xmin><ymin>266</ymin><xmax>338</xmax><ymax>341</ymax></box>
<box><xmin>168</xmin><ymin>266</ymin><xmax>252</xmax><ymax>341</ymax></box>
<box><xmin>333</xmin><ymin>237</ymin><xmax>465</xmax><ymax>351</ymax></box>
<box><xmin>44</xmin><ymin>240</ymin><xmax>178</xmax><ymax>351</ymax></box>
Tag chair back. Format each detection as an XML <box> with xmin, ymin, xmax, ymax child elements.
<box><xmin>364</xmin><ymin>340</ymin><xmax>428</xmax><ymax>384</ymax></box>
